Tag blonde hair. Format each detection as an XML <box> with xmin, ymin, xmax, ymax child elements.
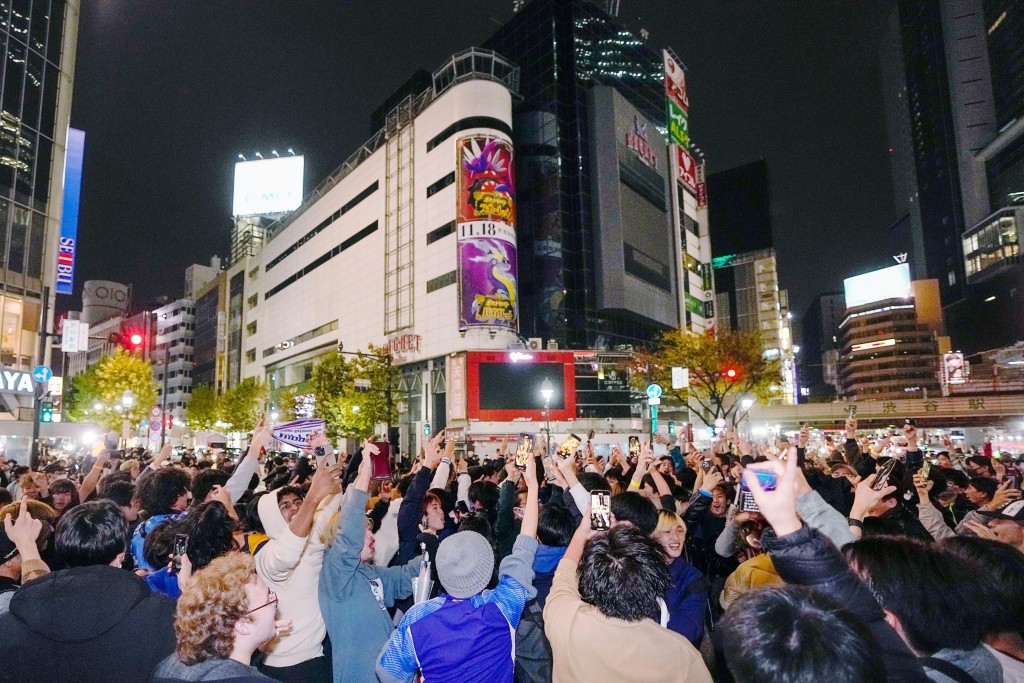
<box><xmin>174</xmin><ymin>552</ymin><xmax>256</xmax><ymax>664</ymax></box>
<box><xmin>654</xmin><ymin>509</ymin><xmax>686</xmax><ymax>536</ymax></box>
<box><xmin>0</xmin><ymin>498</ymin><xmax>58</xmax><ymax>527</ymax></box>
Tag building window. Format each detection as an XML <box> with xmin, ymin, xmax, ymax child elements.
<box><xmin>247</xmin><ymin>294</ymin><xmax>258</xmax><ymax>309</ymax></box>
<box><xmin>263</xmin><ymin>319</ymin><xmax>339</xmax><ymax>358</ymax></box>
<box><xmin>245</xmin><ymin>349</ymin><xmax>256</xmax><ymax>363</ymax></box>
<box><xmin>425</xmin><ymin>117</ymin><xmax>513</xmax><ymax>152</ymax></box>
<box><xmin>266</xmin><ymin>181</ymin><xmax>380</xmax><ymax>272</ymax></box>
<box><xmin>426</xmin><ymin>221</ymin><xmax>455</xmax><ymax>245</ymax></box>
<box><xmin>426</xmin><ymin>172</ymin><xmax>455</xmax><ymax>198</ymax></box>
<box><xmin>265</xmin><ymin>222</ymin><xmax>379</xmax><ymax>300</ymax></box>
<box><xmin>426</xmin><ymin>270</ymin><xmax>457</xmax><ymax>293</ymax></box>
<box><xmin>247</xmin><ymin>321</ymin><xmax>257</xmax><ymax>336</ymax></box>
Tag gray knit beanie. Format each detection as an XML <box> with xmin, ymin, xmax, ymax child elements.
<box><xmin>435</xmin><ymin>531</ymin><xmax>494</xmax><ymax>598</ymax></box>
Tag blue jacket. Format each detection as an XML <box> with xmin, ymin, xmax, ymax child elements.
<box><xmin>145</xmin><ymin>567</ymin><xmax>182</xmax><ymax>601</ymax></box>
<box><xmin>530</xmin><ymin>543</ymin><xmax>566</xmax><ymax>609</ymax></box>
<box><xmin>130</xmin><ymin>513</ymin><xmax>178</xmax><ymax>572</ymax></box>
<box><xmin>665</xmin><ymin>557</ymin><xmax>708</xmax><ymax>645</ymax></box>
<box><xmin>319</xmin><ymin>487</ymin><xmax>421</xmax><ymax>683</ymax></box>
<box><xmin>376</xmin><ymin>534</ymin><xmax>539</xmax><ymax>683</ymax></box>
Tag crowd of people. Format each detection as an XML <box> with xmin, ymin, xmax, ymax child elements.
<box><xmin>0</xmin><ymin>416</ymin><xmax>1021</xmax><ymax>683</ymax></box>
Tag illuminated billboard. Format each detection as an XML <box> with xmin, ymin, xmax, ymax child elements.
<box><xmin>232</xmin><ymin>156</ymin><xmax>304</xmax><ymax>217</ymax></box>
<box><xmin>56</xmin><ymin>128</ymin><xmax>85</xmax><ymax>295</ymax></box>
<box><xmin>843</xmin><ymin>263</ymin><xmax>912</xmax><ymax>308</ymax></box>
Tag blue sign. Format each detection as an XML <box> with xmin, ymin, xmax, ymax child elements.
<box><xmin>646</xmin><ymin>383</ymin><xmax>663</xmax><ymax>399</ymax></box>
<box><xmin>32</xmin><ymin>365</ymin><xmax>52</xmax><ymax>383</ymax></box>
<box><xmin>55</xmin><ymin>128</ymin><xmax>85</xmax><ymax>295</ymax></box>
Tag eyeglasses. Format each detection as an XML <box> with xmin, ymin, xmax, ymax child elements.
<box><xmin>246</xmin><ymin>590</ymin><xmax>278</xmax><ymax>615</ymax></box>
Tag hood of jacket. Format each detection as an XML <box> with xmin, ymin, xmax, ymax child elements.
<box><xmin>258</xmin><ymin>487</ymin><xmax>289</xmax><ymax>541</ymax></box>
<box><xmin>10</xmin><ymin>565</ymin><xmax>157</xmax><ymax>643</ymax></box>
<box><xmin>532</xmin><ymin>543</ymin><xmax>567</xmax><ymax>575</ymax></box>
<box><xmin>152</xmin><ymin>653</ymin><xmax>271</xmax><ymax>682</ymax></box>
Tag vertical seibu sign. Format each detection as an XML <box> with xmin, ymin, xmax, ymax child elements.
<box><xmin>455</xmin><ymin>135</ymin><xmax>519</xmax><ymax>332</ymax></box>
<box><xmin>56</xmin><ymin>128</ymin><xmax>85</xmax><ymax>295</ymax></box>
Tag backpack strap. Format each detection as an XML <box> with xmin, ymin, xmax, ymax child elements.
<box><xmin>919</xmin><ymin>657</ymin><xmax>979</xmax><ymax>683</ymax></box>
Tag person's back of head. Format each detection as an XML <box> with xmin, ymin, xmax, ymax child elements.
<box><xmin>721</xmin><ymin>585</ymin><xmax>886</xmax><ymax>683</ymax></box>
<box><xmin>190</xmin><ymin>469</ymin><xmax>230</xmax><ymax>507</ymax></box>
<box><xmin>939</xmin><ymin>536</ymin><xmax>1024</xmax><ymax>638</ymax></box>
<box><xmin>538</xmin><ymin>504</ymin><xmax>574</xmax><ymax>547</ymax></box>
<box><xmin>468</xmin><ymin>480</ymin><xmax>500</xmax><ymax>512</ymax></box>
<box><xmin>610</xmin><ymin>491</ymin><xmax>658</xmax><ymax>534</ymax></box>
<box><xmin>944</xmin><ymin>468</ymin><xmax>970</xmax><ymax>490</ymax></box>
<box><xmin>98</xmin><ymin>470</ymin><xmax>132</xmax><ymax>496</ymax></box>
<box><xmin>139</xmin><ymin>467</ymin><xmax>190</xmax><ymax>515</ymax></box>
<box><xmin>842</xmin><ymin>535</ymin><xmax>996</xmax><ymax>654</ymax></box>
<box><xmin>55</xmin><ymin>500</ymin><xmax>127</xmax><ymax>568</ymax></box>
<box><xmin>100</xmin><ymin>480</ymin><xmax>136</xmax><ymax>508</ymax></box>
<box><xmin>175</xmin><ymin>500</ymin><xmax>237</xmax><ymax>571</ymax></box>
<box><xmin>576</xmin><ymin>472</ymin><xmax>606</xmax><ymax>493</ymax></box>
<box><xmin>578</xmin><ymin>525</ymin><xmax>669</xmax><ymax>621</ymax></box>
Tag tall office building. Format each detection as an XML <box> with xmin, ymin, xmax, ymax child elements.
<box><xmin>707</xmin><ymin>160</ymin><xmax>772</xmax><ymax>257</ymax></box>
<box><xmin>712</xmin><ymin>249</ymin><xmax>796</xmax><ymax>404</ymax></box>
<box><xmin>799</xmin><ymin>292</ymin><xmax>845</xmax><ymax>401</ymax></box>
<box><xmin>485</xmin><ymin>0</ymin><xmax>714</xmax><ymax>348</ymax></box>
<box><xmin>882</xmin><ymin>0</ymin><xmax>1024</xmax><ymax>354</ymax></box>
<box><xmin>0</xmin><ymin>1</ymin><xmax>79</xmax><ymax>381</ymax></box>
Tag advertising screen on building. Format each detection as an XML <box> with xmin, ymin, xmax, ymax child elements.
<box><xmin>465</xmin><ymin>351</ymin><xmax>576</xmax><ymax>422</ymax></box>
<box><xmin>663</xmin><ymin>50</ymin><xmax>689</xmax><ymax>112</ymax></box>
<box><xmin>843</xmin><ymin>263</ymin><xmax>912</xmax><ymax>308</ymax></box>
<box><xmin>232</xmin><ymin>156</ymin><xmax>305</xmax><ymax>217</ymax></box>
<box><xmin>456</xmin><ymin>135</ymin><xmax>519</xmax><ymax>332</ymax></box>
<box><xmin>56</xmin><ymin>128</ymin><xmax>85</xmax><ymax>295</ymax></box>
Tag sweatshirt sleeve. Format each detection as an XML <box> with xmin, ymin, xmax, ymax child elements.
<box><xmin>666</xmin><ymin>569</ymin><xmax>709</xmax><ymax>645</ymax></box>
<box><xmin>495</xmin><ymin>479</ymin><xmax>519</xmax><ymax>560</ymax></box>
<box><xmin>430</xmin><ymin>460</ymin><xmax>451</xmax><ymax>490</ymax></box>
<box><xmin>567</xmin><ymin>483</ymin><xmax>590</xmax><ymax>520</ymax></box>
<box><xmin>321</xmin><ymin>489</ymin><xmax>370</xmax><ymax>589</ymax></box>
<box><xmin>255</xmin><ymin>525</ymin><xmax>309</xmax><ymax>584</ymax></box>
<box><xmin>795</xmin><ymin>490</ymin><xmax>857</xmax><ymax>548</ymax></box>
<box><xmin>395</xmin><ymin>467</ymin><xmax>432</xmax><ymax>564</ymax></box>
<box><xmin>225</xmin><ymin>452</ymin><xmax>260</xmax><ymax>504</ymax></box>
<box><xmin>543</xmin><ymin>556</ymin><xmax>581</xmax><ymax>650</ymax></box>
<box><xmin>918</xmin><ymin>503</ymin><xmax>955</xmax><ymax>541</ymax></box>
<box><xmin>714</xmin><ymin>516</ymin><xmax>742</xmax><ymax>558</ymax></box>
<box><xmin>457</xmin><ymin>472</ymin><xmax>472</xmax><ymax>506</ymax></box>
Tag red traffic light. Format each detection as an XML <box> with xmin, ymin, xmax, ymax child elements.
<box><xmin>725</xmin><ymin>368</ymin><xmax>738</xmax><ymax>379</ymax></box>
<box><xmin>129</xmin><ymin>333</ymin><xmax>144</xmax><ymax>346</ymax></box>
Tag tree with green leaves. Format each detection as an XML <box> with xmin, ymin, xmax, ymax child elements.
<box><xmin>185</xmin><ymin>384</ymin><xmax>220</xmax><ymax>432</ymax></box>
<box><xmin>218</xmin><ymin>377</ymin><xmax>267</xmax><ymax>433</ymax></box>
<box><xmin>64</xmin><ymin>348</ymin><xmax>159</xmax><ymax>431</ymax></box>
<box><xmin>634</xmin><ymin>329</ymin><xmax>782</xmax><ymax>425</ymax></box>
<box><xmin>311</xmin><ymin>345</ymin><xmax>399</xmax><ymax>440</ymax></box>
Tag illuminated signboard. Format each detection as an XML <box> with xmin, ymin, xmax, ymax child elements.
<box><xmin>56</xmin><ymin>128</ymin><xmax>85</xmax><ymax>295</ymax></box>
<box><xmin>625</xmin><ymin>115</ymin><xmax>658</xmax><ymax>169</ymax></box>
<box><xmin>232</xmin><ymin>156</ymin><xmax>305</xmax><ymax>216</ymax></box>
<box><xmin>851</xmin><ymin>338</ymin><xmax>896</xmax><ymax>352</ymax></box>
<box><xmin>843</xmin><ymin>263</ymin><xmax>912</xmax><ymax>308</ymax></box>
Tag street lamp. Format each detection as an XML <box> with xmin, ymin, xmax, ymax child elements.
<box><xmin>540</xmin><ymin>378</ymin><xmax>554</xmax><ymax>453</ymax></box>
<box><xmin>121</xmin><ymin>390</ymin><xmax>135</xmax><ymax>410</ymax></box>
<box><xmin>93</xmin><ymin>402</ymin><xmax>103</xmax><ymax>412</ymax></box>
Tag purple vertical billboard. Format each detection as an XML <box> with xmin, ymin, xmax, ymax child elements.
<box><xmin>56</xmin><ymin>128</ymin><xmax>85</xmax><ymax>295</ymax></box>
<box><xmin>456</xmin><ymin>135</ymin><xmax>519</xmax><ymax>332</ymax></box>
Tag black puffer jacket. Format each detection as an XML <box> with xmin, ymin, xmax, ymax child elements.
<box><xmin>0</xmin><ymin>565</ymin><xmax>175</xmax><ymax>683</ymax></box>
<box><xmin>765</xmin><ymin>525</ymin><xmax>930</xmax><ymax>683</ymax></box>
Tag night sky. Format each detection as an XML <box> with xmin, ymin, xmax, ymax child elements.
<box><xmin>69</xmin><ymin>0</ymin><xmax>897</xmax><ymax>324</ymax></box>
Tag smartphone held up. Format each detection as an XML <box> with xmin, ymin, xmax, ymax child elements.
<box><xmin>516</xmin><ymin>433</ymin><xmax>535</xmax><ymax>471</ymax></box>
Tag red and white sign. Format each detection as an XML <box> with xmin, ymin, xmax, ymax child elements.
<box><xmin>676</xmin><ymin>147</ymin><xmax>698</xmax><ymax>194</ymax></box>
<box><xmin>448</xmin><ymin>354</ymin><xmax>467</xmax><ymax>422</ymax></box>
<box><xmin>664</xmin><ymin>50</ymin><xmax>689</xmax><ymax>112</ymax></box>
<box><xmin>150</xmin><ymin>405</ymin><xmax>162</xmax><ymax>420</ymax></box>
<box><xmin>386</xmin><ymin>333</ymin><xmax>421</xmax><ymax>357</ymax></box>
<box><xmin>625</xmin><ymin>115</ymin><xmax>658</xmax><ymax>169</ymax></box>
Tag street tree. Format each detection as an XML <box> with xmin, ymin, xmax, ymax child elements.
<box><xmin>218</xmin><ymin>377</ymin><xmax>267</xmax><ymax>433</ymax></box>
<box><xmin>66</xmin><ymin>349</ymin><xmax>159</xmax><ymax>431</ymax></box>
<box><xmin>185</xmin><ymin>384</ymin><xmax>219</xmax><ymax>432</ymax></box>
<box><xmin>311</xmin><ymin>345</ymin><xmax>399</xmax><ymax>440</ymax></box>
<box><xmin>634</xmin><ymin>329</ymin><xmax>782</xmax><ymax>425</ymax></box>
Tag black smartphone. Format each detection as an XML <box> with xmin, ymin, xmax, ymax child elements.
<box><xmin>541</xmin><ymin>453</ymin><xmax>558</xmax><ymax>482</ymax></box>
<box><xmin>455</xmin><ymin>501</ymin><xmax>470</xmax><ymax>517</ymax></box>
<box><xmin>558</xmin><ymin>434</ymin><xmax>582</xmax><ymax>458</ymax></box>
<box><xmin>874</xmin><ymin>459</ymin><xmax>899</xmax><ymax>491</ymax></box>
<box><xmin>738</xmin><ymin>470</ymin><xmax>778</xmax><ymax>512</ymax></box>
<box><xmin>515</xmin><ymin>433</ymin><xmax>535</xmax><ymax>471</ymax></box>
<box><xmin>628</xmin><ymin>436</ymin><xmax>641</xmax><ymax>458</ymax></box>
<box><xmin>920</xmin><ymin>458</ymin><xmax>932</xmax><ymax>479</ymax></box>
<box><xmin>701</xmin><ymin>458</ymin><xmax>714</xmax><ymax>472</ymax></box>
<box><xmin>590</xmin><ymin>490</ymin><xmax>611</xmax><ymax>531</ymax></box>
<box><xmin>172</xmin><ymin>533</ymin><xmax>188</xmax><ymax>573</ymax></box>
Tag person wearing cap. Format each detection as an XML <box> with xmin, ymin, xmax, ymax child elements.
<box><xmin>318</xmin><ymin>441</ymin><xmax>421</xmax><ymax>683</ymax></box>
<box><xmin>965</xmin><ymin>500</ymin><xmax>1024</xmax><ymax>553</ymax></box>
<box><xmin>0</xmin><ymin>498</ymin><xmax>49</xmax><ymax>615</ymax></box>
<box><xmin>376</xmin><ymin>447</ymin><xmax>540</xmax><ymax>683</ymax></box>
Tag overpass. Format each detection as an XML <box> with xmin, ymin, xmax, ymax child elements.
<box><xmin>747</xmin><ymin>394</ymin><xmax>1024</xmax><ymax>430</ymax></box>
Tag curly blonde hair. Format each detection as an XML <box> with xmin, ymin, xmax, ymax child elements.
<box><xmin>174</xmin><ymin>552</ymin><xmax>257</xmax><ymax>664</ymax></box>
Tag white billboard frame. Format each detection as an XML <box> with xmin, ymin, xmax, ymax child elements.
<box><xmin>843</xmin><ymin>263</ymin><xmax>912</xmax><ymax>309</ymax></box>
<box><xmin>232</xmin><ymin>156</ymin><xmax>305</xmax><ymax>217</ymax></box>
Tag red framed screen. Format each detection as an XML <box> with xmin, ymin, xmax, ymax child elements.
<box><xmin>466</xmin><ymin>350</ymin><xmax>576</xmax><ymax>422</ymax></box>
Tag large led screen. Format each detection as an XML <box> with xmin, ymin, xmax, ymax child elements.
<box><xmin>478</xmin><ymin>362</ymin><xmax>565</xmax><ymax>411</ymax></box>
<box><xmin>843</xmin><ymin>263</ymin><xmax>911</xmax><ymax>308</ymax></box>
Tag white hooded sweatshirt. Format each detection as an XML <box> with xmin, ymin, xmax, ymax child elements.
<box><xmin>372</xmin><ymin>497</ymin><xmax>403</xmax><ymax>567</ymax></box>
<box><xmin>255</xmin><ymin>488</ymin><xmax>342</xmax><ymax>668</ymax></box>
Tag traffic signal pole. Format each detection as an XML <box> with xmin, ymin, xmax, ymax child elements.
<box><xmin>160</xmin><ymin>343</ymin><xmax>169</xmax><ymax>448</ymax></box>
<box><xmin>30</xmin><ymin>286</ymin><xmax>50</xmax><ymax>469</ymax></box>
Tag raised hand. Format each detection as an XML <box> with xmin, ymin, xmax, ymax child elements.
<box><xmin>986</xmin><ymin>480</ymin><xmax>1021</xmax><ymax>511</ymax></box>
<box><xmin>702</xmin><ymin>468</ymin><xmax>723</xmax><ymax>491</ymax></box>
<box><xmin>3</xmin><ymin>497</ymin><xmax>41</xmax><ymax>549</ymax></box>
<box><xmin>307</xmin><ymin>461</ymin><xmax>344</xmax><ymax>501</ymax></box>
<box><xmin>743</xmin><ymin>450</ymin><xmax>800</xmax><ymax>536</ymax></box>
<box><xmin>849</xmin><ymin>473</ymin><xmax>897</xmax><ymax>522</ymax></box>
<box><xmin>422</xmin><ymin>432</ymin><xmax>445</xmax><ymax>469</ymax></box>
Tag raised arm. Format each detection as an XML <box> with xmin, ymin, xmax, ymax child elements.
<box><xmin>78</xmin><ymin>450</ymin><xmax>110</xmax><ymax>502</ymax></box>
<box><xmin>288</xmin><ymin>460</ymin><xmax>342</xmax><ymax>539</ymax></box>
<box><xmin>225</xmin><ymin>419</ymin><xmax>272</xmax><ymax>503</ymax></box>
